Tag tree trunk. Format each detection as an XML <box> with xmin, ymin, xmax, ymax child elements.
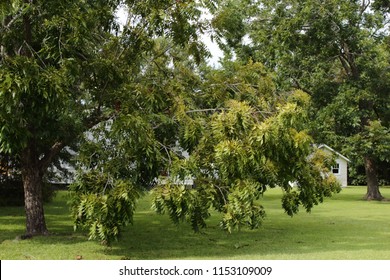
<box><xmin>363</xmin><ymin>155</ymin><xmax>383</xmax><ymax>201</ymax></box>
<box><xmin>21</xmin><ymin>148</ymin><xmax>49</xmax><ymax>236</ymax></box>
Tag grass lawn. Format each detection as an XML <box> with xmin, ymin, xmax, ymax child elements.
<box><xmin>1</xmin><ymin>186</ymin><xmax>390</xmax><ymax>260</ymax></box>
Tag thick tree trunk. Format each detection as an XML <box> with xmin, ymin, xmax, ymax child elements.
<box><xmin>363</xmin><ymin>155</ymin><xmax>383</xmax><ymax>201</ymax></box>
<box><xmin>21</xmin><ymin>148</ymin><xmax>49</xmax><ymax>236</ymax></box>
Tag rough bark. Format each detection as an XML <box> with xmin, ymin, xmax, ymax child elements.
<box><xmin>363</xmin><ymin>155</ymin><xmax>383</xmax><ymax>201</ymax></box>
<box><xmin>21</xmin><ymin>146</ymin><xmax>49</xmax><ymax>236</ymax></box>
<box><xmin>16</xmin><ymin>0</ymin><xmax>49</xmax><ymax>236</ymax></box>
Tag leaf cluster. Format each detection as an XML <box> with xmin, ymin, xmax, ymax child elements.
<box><xmin>70</xmin><ymin>170</ymin><xmax>141</xmax><ymax>244</ymax></box>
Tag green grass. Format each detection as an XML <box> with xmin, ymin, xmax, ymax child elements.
<box><xmin>1</xmin><ymin>187</ymin><xmax>390</xmax><ymax>260</ymax></box>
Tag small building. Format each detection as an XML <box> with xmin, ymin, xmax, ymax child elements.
<box><xmin>318</xmin><ymin>144</ymin><xmax>350</xmax><ymax>187</ymax></box>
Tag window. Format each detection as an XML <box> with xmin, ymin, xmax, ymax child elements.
<box><xmin>332</xmin><ymin>163</ymin><xmax>340</xmax><ymax>174</ymax></box>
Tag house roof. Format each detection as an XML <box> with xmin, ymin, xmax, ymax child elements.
<box><xmin>317</xmin><ymin>144</ymin><xmax>351</xmax><ymax>162</ymax></box>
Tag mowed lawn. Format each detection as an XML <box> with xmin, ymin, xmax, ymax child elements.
<box><xmin>1</xmin><ymin>186</ymin><xmax>390</xmax><ymax>260</ymax></box>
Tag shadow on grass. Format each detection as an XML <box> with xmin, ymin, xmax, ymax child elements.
<box><xmin>102</xmin><ymin>211</ymin><xmax>390</xmax><ymax>260</ymax></box>
<box><xmin>0</xmin><ymin>191</ymin><xmax>89</xmax><ymax>246</ymax></box>
<box><xmin>1</xmin><ymin>187</ymin><xmax>390</xmax><ymax>259</ymax></box>
<box><xmin>102</xmin><ymin>187</ymin><xmax>390</xmax><ymax>260</ymax></box>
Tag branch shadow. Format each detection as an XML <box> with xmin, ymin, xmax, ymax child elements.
<box><xmin>2</xmin><ymin>188</ymin><xmax>390</xmax><ymax>260</ymax></box>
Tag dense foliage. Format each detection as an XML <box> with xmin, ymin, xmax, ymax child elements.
<box><xmin>1</xmin><ymin>0</ymin><xmax>354</xmax><ymax>244</ymax></box>
<box><xmin>212</xmin><ymin>0</ymin><xmax>390</xmax><ymax>199</ymax></box>
<box><xmin>151</xmin><ymin>61</ymin><xmax>340</xmax><ymax>234</ymax></box>
<box><xmin>0</xmin><ymin>0</ymin><xmax>215</xmax><ymax>238</ymax></box>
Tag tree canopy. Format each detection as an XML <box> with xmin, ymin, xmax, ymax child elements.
<box><xmin>0</xmin><ymin>0</ymin><xmax>215</xmax><ymax>238</ymax></box>
<box><xmin>212</xmin><ymin>0</ymin><xmax>390</xmax><ymax>200</ymax></box>
<box><xmin>2</xmin><ymin>0</ymin><xmax>346</xmax><ymax>244</ymax></box>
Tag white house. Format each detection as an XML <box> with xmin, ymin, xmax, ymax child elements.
<box><xmin>318</xmin><ymin>144</ymin><xmax>350</xmax><ymax>187</ymax></box>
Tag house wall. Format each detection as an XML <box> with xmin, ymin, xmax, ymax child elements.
<box><xmin>288</xmin><ymin>146</ymin><xmax>349</xmax><ymax>188</ymax></box>
<box><xmin>319</xmin><ymin>145</ymin><xmax>349</xmax><ymax>188</ymax></box>
<box><xmin>332</xmin><ymin>158</ymin><xmax>348</xmax><ymax>187</ymax></box>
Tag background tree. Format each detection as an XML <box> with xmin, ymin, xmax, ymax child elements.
<box><xmin>212</xmin><ymin>0</ymin><xmax>390</xmax><ymax>200</ymax></box>
<box><xmin>0</xmin><ymin>0</ymin><xmax>214</xmax><ymax>238</ymax></box>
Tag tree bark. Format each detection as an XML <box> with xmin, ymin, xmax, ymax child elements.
<box><xmin>363</xmin><ymin>155</ymin><xmax>383</xmax><ymax>201</ymax></box>
<box><xmin>21</xmin><ymin>146</ymin><xmax>49</xmax><ymax>236</ymax></box>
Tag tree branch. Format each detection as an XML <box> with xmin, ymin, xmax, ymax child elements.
<box><xmin>39</xmin><ymin>141</ymin><xmax>66</xmax><ymax>170</ymax></box>
<box><xmin>360</xmin><ymin>0</ymin><xmax>371</xmax><ymax>18</ymax></box>
<box><xmin>3</xmin><ymin>11</ymin><xmax>23</xmax><ymax>30</ymax></box>
<box><xmin>83</xmin><ymin>110</ymin><xmax>115</xmax><ymax>130</ymax></box>
<box><xmin>339</xmin><ymin>42</ymin><xmax>360</xmax><ymax>79</ymax></box>
<box><xmin>186</xmin><ymin>108</ymin><xmax>224</xmax><ymax>113</ymax></box>
<box><xmin>338</xmin><ymin>54</ymin><xmax>351</xmax><ymax>76</ymax></box>
<box><xmin>291</xmin><ymin>77</ymin><xmax>314</xmax><ymax>96</ymax></box>
<box><xmin>22</xmin><ymin>0</ymin><xmax>33</xmax><ymax>58</ymax></box>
